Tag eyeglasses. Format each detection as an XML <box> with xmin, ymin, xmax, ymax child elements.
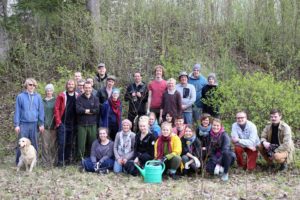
<box><xmin>28</xmin><ymin>84</ymin><xmax>36</xmax><ymax>87</ymax></box>
<box><xmin>78</xmin><ymin>85</ymin><xmax>84</xmax><ymax>87</ymax></box>
<box><xmin>236</xmin><ymin>117</ymin><xmax>245</xmax><ymax>119</ymax></box>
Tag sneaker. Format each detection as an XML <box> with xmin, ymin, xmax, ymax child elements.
<box><xmin>279</xmin><ymin>163</ymin><xmax>288</xmax><ymax>171</ymax></box>
<box><xmin>99</xmin><ymin>169</ymin><xmax>109</xmax><ymax>174</ymax></box>
<box><xmin>221</xmin><ymin>173</ymin><xmax>229</xmax><ymax>182</ymax></box>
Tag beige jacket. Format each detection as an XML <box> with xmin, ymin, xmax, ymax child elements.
<box><xmin>261</xmin><ymin>121</ymin><xmax>295</xmax><ymax>163</ymax></box>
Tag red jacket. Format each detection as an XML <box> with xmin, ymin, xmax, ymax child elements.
<box><xmin>54</xmin><ymin>91</ymin><xmax>79</xmax><ymax>128</ymax></box>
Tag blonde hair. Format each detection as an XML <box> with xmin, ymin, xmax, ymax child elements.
<box><xmin>139</xmin><ymin>115</ymin><xmax>149</xmax><ymax>127</ymax></box>
<box><xmin>24</xmin><ymin>78</ymin><xmax>38</xmax><ymax>89</ymax></box>
<box><xmin>161</xmin><ymin>122</ymin><xmax>172</xmax><ymax>133</ymax></box>
<box><xmin>167</xmin><ymin>78</ymin><xmax>176</xmax><ymax>85</ymax></box>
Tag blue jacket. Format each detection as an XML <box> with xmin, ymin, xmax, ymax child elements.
<box><xmin>14</xmin><ymin>91</ymin><xmax>45</xmax><ymax>127</ymax></box>
<box><xmin>188</xmin><ymin>73</ymin><xmax>207</xmax><ymax>108</ymax></box>
<box><xmin>100</xmin><ymin>100</ymin><xmax>122</xmax><ymax>130</ymax></box>
<box><xmin>149</xmin><ymin>120</ymin><xmax>161</xmax><ymax>138</ymax></box>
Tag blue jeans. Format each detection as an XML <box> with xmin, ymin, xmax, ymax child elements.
<box><xmin>16</xmin><ymin>122</ymin><xmax>39</xmax><ymax>165</ymax></box>
<box><xmin>113</xmin><ymin>160</ymin><xmax>125</xmax><ymax>173</ymax></box>
<box><xmin>192</xmin><ymin>106</ymin><xmax>202</xmax><ymax>124</ymax></box>
<box><xmin>57</xmin><ymin>123</ymin><xmax>74</xmax><ymax>165</ymax></box>
<box><xmin>82</xmin><ymin>157</ymin><xmax>114</xmax><ymax>172</ymax></box>
<box><xmin>183</xmin><ymin>112</ymin><xmax>193</xmax><ymax>125</ymax></box>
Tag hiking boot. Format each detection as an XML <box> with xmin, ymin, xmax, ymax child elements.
<box><xmin>279</xmin><ymin>163</ymin><xmax>288</xmax><ymax>171</ymax></box>
<box><xmin>169</xmin><ymin>173</ymin><xmax>180</xmax><ymax>180</ymax></box>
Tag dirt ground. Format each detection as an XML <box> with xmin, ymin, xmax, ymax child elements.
<box><xmin>0</xmin><ymin>157</ymin><xmax>299</xmax><ymax>200</ymax></box>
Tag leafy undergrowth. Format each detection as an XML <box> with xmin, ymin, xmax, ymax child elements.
<box><xmin>0</xmin><ymin>157</ymin><xmax>299</xmax><ymax>200</ymax></box>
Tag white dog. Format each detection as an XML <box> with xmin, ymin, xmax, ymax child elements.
<box><xmin>17</xmin><ymin>137</ymin><xmax>37</xmax><ymax>172</ymax></box>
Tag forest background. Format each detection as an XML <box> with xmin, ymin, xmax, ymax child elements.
<box><xmin>0</xmin><ymin>0</ymin><xmax>300</xmax><ymax>199</ymax></box>
<box><xmin>0</xmin><ymin>0</ymin><xmax>299</xmax><ymax>158</ymax></box>
<box><xmin>0</xmin><ymin>0</ymin><xmax>299</xmax><ymax>156</ymax></box>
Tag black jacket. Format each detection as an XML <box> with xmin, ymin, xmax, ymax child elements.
<box><xmin>76</xmin><ymin>94</ymin><xmax>99</xmax><ymax>125</ymax></box>
<box><xmin>124</xmin><ymin>82</ymin><xmax>148</xmax><ymax>116</ymax></box>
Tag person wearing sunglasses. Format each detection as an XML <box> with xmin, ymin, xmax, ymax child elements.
<box><xmin>14</xmin><ymin>78</ymin><xmax>45</xmax><ymax>165</ymax></box>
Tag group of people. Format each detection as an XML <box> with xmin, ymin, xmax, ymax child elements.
<box><xmin>14</xmin><ymin>63</ymin><xmax>295</xmax><ymax>181</ymax></box>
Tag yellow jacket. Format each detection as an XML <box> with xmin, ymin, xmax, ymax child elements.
<box><xmin>154</xmin><ymin>134</ymin><xmax>182</xmax><ymax>159</ymax></box>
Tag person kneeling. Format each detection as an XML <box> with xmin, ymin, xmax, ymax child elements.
<box><xmin>181</xmin><ymin>125</ymin><xmax>201</xmax><ymax>175</ymax></box>
<box><xmin>81</xmin><ymin>127</ymin><xmax>114</xmax><ymax>174</ymax></box>
<box><xmin>258</xmin><ymin>109</ymin><xmax>295</xmax><ymax>171</ymax></box>
<box><xmin>206</xmin><ymin>118</ymin><xmax>236</xmax><ymax>181</ymax></box>
<box><xmin>155</xmin><ymin>122</ymin><xmax>182</xmax><ymax>180</ymax></box>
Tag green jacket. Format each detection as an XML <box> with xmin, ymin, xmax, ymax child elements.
<box><xmin>261</xmin><ymin>121</ymin><xmax>295</xmax><ymax>163</ymax></box>
<box><xmin>43</xmin><ymin>97</ymin><xmax>56</xmax><ymax>129</ymax></box>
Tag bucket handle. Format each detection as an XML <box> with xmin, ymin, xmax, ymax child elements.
<box><xmin>145</xmin><ymin>160</ymin><xmax>165</xmax><ymax>174</ymax></box>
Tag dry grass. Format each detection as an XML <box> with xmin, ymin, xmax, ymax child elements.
<box><xmin>0</xmin><ymin>156</ymin><xmax>299</xmax><ymax>200</ymax></box>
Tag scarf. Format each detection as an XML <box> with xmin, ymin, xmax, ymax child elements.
<box><xmin>109</xmin><ymin>97</ymin><xmax>121</xmax><ymax>127</ymax></box>
<box><xmin>156</xmin><ymin>135</ymin><xmax>172</xmax><ymax>159</ymax></box>
<box><xmin>210</xmin><ymin>127</ymin><xmax>225</xmax><ymax>158</ymax></box>
<box><xmin>184</xmin><ymin>135</ymin><xmax>196</xmax><ymax>153</ymax></box>
<box><xmin>118</xmin><ymin>131</ymin><xmax>132</xmax><ymax>154</ymax></box>
<box><xmin>198</xmin><ymin>124</ymin><xmax>211</xmax><ymax>137</ymax></box>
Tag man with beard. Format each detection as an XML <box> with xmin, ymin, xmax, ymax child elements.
<box><xmin>93</xmin><ymin>63</ymin><xmax>108</xmax><ymax>91</ymax></box>
<box><xmin>54</xmin><ymin>79</ymin><xmax>79</xmax><ymax>166</ymax></box>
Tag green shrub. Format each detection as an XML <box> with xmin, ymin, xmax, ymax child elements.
<box><xmin>211</xmin><ymin>72</ymin><xmax>300</xmax><ymax>137</ymax></box>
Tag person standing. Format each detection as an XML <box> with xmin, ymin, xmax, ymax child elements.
<box><xmin>93</xmin><ymin>63</ymin><xmax>108</xmax><ymax>91</ymax></box>
<box><xmin>41</xmin><ymin>84</ymin><xmax>57</xmax><ymax>167</ymax></box>
<box><xmin>14</xmin><ymin>78</ymin><xmax>45</xmax><ymax>164</ymax></box>
<box><xmin>76</xmin><ymin>81</ymin><xmax>99</xmax><ymax>160</ymax></box>
<box><xmin>101</xmin><ymin>88</ymin><xmax>122</xmax><ymax>141</ymax></box>
<box><xmin>231</xmin><ymin>111</ymin><xmax>260</xmax><ymax>170</ymax></box>
<box><xmin>258</xmin><ymin>109</ymin><xmax>295</xmax><ymax>171</ymax></box>
<box><xmin>97</xmin><ymin>75</ymin><xmax>116</xmax><ymax>107</ymax></box>
<box><xmin>188</xmin><ymin>64</ymin><xmax>207</xmax><ymax>123</ymax></box>
<box><xmin>54</xmin><ymin>79</ymin><xmax>79</xmax><ymax>166</ymax></box>
<box><xmin>124</xmin><ymin>72</ymin><xmax>148</xmax><ymax>130</ymax></box>
<box><xmin>147</xmin><ymin>65</ymin><xmax>167</xmax><ymax>119</ymax></box>
<box><xmin>202</xmin><ymin>73</ymin><xmax>219</xmax><ymax>117</ymax></box>
<box><xmin>159</xmin><ymin>78</ymin><xmax>182</xmax><ymax>124</ymax></box>
<box><xmin>176</xmin><ymin>71</ymin><xmax>196</xmax><ymax>125</ymax></box>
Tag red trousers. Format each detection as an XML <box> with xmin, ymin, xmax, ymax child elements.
<box><xmin>234</xmin><ymin>145</ymin><xmax>258</xmax><ymax>170</ymax></box>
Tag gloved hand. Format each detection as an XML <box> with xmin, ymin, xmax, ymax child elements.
<box><xmin>192</xmin><ymin>156</ymin><xmax>201</xmax><ymax>168</ymax></box>
<box><xmin>185</xmin><ymin>162</ymin><xmax>190</xmax><ymax>169</ymax></box>
<box><xmin>94</xmin><ymin>161</ymin><xmax>101</xmax><ymax>172</ymax></box>
<box><xmin>263</xmin><ymin>141</ymin><xmax>270</xmax><ymax>149</ymax></box>
<box><xmin>165</xmin><ymin>154</ymin><xmax>173</xmax><ymax>160</ymax></box>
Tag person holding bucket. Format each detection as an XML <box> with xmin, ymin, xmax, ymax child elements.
<box><xmin>154</xmin><ymin>122</ymin><xmax>182</xmax><ymax>180</ymax></box>
<box><xmin>125</xmin><ymin>116</ymin><xmax>155</xmax><ymax>176</ymax></box>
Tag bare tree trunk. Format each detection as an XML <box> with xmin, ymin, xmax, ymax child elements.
<box><xmin>86</xmin><ymin>0</ymin><xmax>101</xmax><ymax>60</ymax></box>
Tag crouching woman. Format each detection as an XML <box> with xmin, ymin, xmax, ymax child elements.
<box><xmin>81</xmin><ymin>127</ymin><xmax>114</xmax><ymax>173</ymax></box>
<box><xmin>206</xmin><ymin>118</ymin><xmax>236</xmax><ymax>181</ymax></box>
<box><xmin>181</xmin><ymin>125</ymin><xmax>202</xmax><ymax>174</ymax></box>
<box><xmin>155</xmin><ymin>122</ymin><xmax>182</xmax><ymax>180</ymax></box>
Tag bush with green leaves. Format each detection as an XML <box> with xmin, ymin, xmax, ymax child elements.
<box><xmin>209</xmin><ymin>72</ymin><xmax>300</xmax><ymax>137</ymax></box>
